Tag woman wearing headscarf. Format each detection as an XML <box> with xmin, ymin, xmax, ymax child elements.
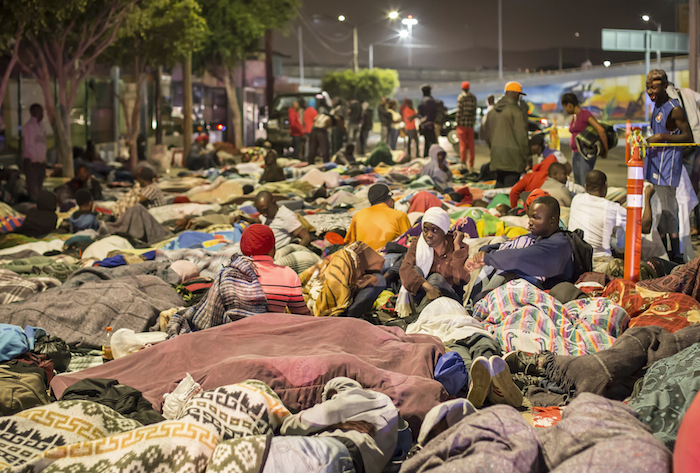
<box><xmin>398</xmin><ymin>207</ymin><xmax>470</xmax><ymax>316</ymax></box>
<box><xmin>16</xmin><ymin>190</ymin><xmax>58</xmax><ymax>238</ymax></box>
<box><xmin>421</xmin><ymin>144</ymin><xmax>453</xmax><ymax>192</ymax></box>
<box><xmin>259</xmin><ymin>149</ymin><xmax>285</xmax><ymax>184</ymax></box>
<box><xmin>276</xmin><ymin>377</ymin><xmax>398</xmax><ymax>473</ymax></box>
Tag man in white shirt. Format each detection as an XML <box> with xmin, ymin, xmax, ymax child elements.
<box><xmin>22</xmin><ymin>104</ymin><xmax>47</xmax><ymax>202</ymax></box>
<box><xmin>236</xmin><ymin>191</ymin><xmax>312</xmax><ymax>249</ymax></box>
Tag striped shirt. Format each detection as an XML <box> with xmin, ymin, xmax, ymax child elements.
<box><xmin>456</xmin><ymin>91</ymin><xmax>477</xmax><ymax>128</ymax></box>
<box><xmin>252</xmin><ymin>255</ymin><xmax>310</xmax><ymax>315</ymax></box>
<box><xmin>140</xmin><ymin>182</ymin><xmax>166</xmax><ymax>209</ymax></box>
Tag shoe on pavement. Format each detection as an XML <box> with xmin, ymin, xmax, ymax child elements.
<box><xmin>487</xmin><ymin>356</ymin><xmax>524</xmax><ymax>408</ymax></box>
<box><xmin>467</xmin><ymin>356</ymin><xmax>492</xmax><ymax>408</ymax></box>
<box><xmin>512</xmin><ymin>373</ymin><xmax>543</xmax><ymax>391</ymax></box>
<box><xmin>503</xmin><ymin>351</ymin><xmax>548</xmax><ymax>377</ymax></box>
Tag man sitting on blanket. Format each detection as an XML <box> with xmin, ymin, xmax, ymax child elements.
<box><xmin>465</xmin><ymin>195</ymin><xmax>574</xmax><ymax>297</ymax></box>
<box><xmin>235</xmin><ymin>191</ymin><xmax>312</xmax><ymax>249</ymax></box>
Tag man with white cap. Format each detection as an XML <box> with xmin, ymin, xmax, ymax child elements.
<box><xmin>456</xmin><ymin>81</ymin><xmax>478</xmax><ymax>173</ymax></box>
<box><xmin>482</xmin><ymin>81</ymin><xmax>531</xmax><ymax>188</ymax></box>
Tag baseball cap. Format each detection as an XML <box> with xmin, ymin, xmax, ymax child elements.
<box><xmin>504</xmin><ymin>81</ymin><xmax>527</xmax><ymax>95</ymax></box>
<box><xmin>462</xmin><ymin>81</ymin><xmax>470</xmax><ymax>90</ymax></box>
<box><xmin>646</xmin><ymin>69</ymin><xmax>668</xmax><ymax>84</ymax></box>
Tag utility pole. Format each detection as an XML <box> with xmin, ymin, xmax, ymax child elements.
<box><xmin>498</xmin><ymin>0</ymin><xmax>503</xmax><ymax>79</ymax></box>
<box><xmin>353</xmin><ymin>26</ymin><xmax>359</xmax><ymax>72</ymax></box>
<box><xmin>183</xmin><ymin>52</ymin><xmax>193</xmax><ymax>159</ymax></box>
<box><xmin>656</xmin><ymin>23</ymin><xmax>662</xmax><ymax>68</ymax></box>
<box><xmin>265</xmin><ymin>29</ymin><xmax>274</xmax><ymax>111</ymax></box>
<box><xmin>369</xmin><ymin>44</ymin><xmax>374</xmax><ymax>70</ymax></box>
<box><xmin>645</xmin><ymin>31</ymin><xmax>651</xmax><ymax>122</ymax></box>
<box><xmin>691</xmin><ymin>0</ymin><xmax>699</xmax><ymax>91</ymax></box>
<box><xmin>298</xmin><ymin>27</ymin><xmax>304</xmax><ymax>86</ymax></box>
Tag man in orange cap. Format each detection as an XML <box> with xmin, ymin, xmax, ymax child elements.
<box><xmin>482</xmin><ymin>81</ymin><xmax>530</xmax><ymax>188</ymax></box>
<box><xmin>456</xmin><ymin>81</ymin><xmax>477</xmax><ymax>172</ymax></box>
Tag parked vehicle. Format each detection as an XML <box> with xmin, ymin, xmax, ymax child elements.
<box><xmin>263</xmin><ymin>92</ymin><xmax>332</xmax><ymax>154</ymax></box>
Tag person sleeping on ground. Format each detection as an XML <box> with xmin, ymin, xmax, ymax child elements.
<box><xmin>465</xmin><ymin>195</ymin><xmax>574</xmax><ymax>296</ymax></box>
<box><xmin>240</xmin><ymin>223</ymin><xmax>310</xmax><ymax>315</ymax></box>
<box><xmin>397</xmin><ymin>206</ymin><xmax>470</xmax><ymax>317</ymax></box>
<box><xmin>344</xmin><ymin>183</ymin><xmax>411</xmax><ymax>250</ymax></box>
<box><xmin>15</xmin><ymin>190</ymin><xmax>57</xmax><ymax>238</ymax></box>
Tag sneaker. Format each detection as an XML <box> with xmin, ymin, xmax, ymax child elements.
<box><xmin>487</xmin><ymin>356</ymin><xmax>524</xmax><ymax>408</ymax></box>
<box><xmin>504</xmin><ymin>351</ymin><xmax>548</xmax><ymax>377</ymax></box>
<box><xmin>467</xmin><ymin>356</ymin><xmax>491</xmax><ymax>408</ymax></box>
<box><xmin>512</xmin><ymin>373</ymin><xmax>543</xmax><ymax>391</ymax></box>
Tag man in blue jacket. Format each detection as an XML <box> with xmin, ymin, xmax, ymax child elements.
<box><xmin>465</xmin><ymin>196</ymin><xmax>574</xmax><ymax>295</ymax></box>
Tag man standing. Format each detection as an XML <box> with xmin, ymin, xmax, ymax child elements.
<box><xmin>377</xmin><ymin>97</ymin><xmax>392</xmax><ymax>145</ymax></box>
<box><xmin>456</xmin><ymin>81</ymin><xmax>478</xmax><ymax>172</ymax></box>
<box><xmin>289</xmin><ymin>100</ymin><xmax>304</xmax><ymax>160</ymax></box>
<box><xmin>483</xmin><ymin>82</ymin><xmax>530</xmax><ymax>188</ymax></box>
<box><xmin>360</xmin><ymin>102</ymin><xmax>373</xmax><ymax>155</ymax></box>
<box><xmin>347</xmin><ymin>99</ymin><xmax>362</xmax><ymax>150</ymax></box>
<box><xmin>303</xmin><ymin>100</ymin><xmax>318</xmax><ymax>161</ymax></box>
<box><xmin>418</xmin><ymin>84</ymin><xmax>438</xmax><ymax>157</ymax></box>
<box><xmin>22</xmin><ymin>104</ymin><xmax>47</xmax><ymax>202</ymax></box>
<box><xmin>645</xmin><ymin>69</ymin><xmax>693</xmax><ymax>262</ymax></box>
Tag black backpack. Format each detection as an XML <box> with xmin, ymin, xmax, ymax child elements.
<box><xmin>561</xmin><ymin>229</ymin><xmax>593</xmax><ymax>281</ymax></box>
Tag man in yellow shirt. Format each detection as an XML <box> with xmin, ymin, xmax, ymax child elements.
<box><xmin>345</xmin><ymin>183</ymin><xmax>411</xmax><ymax>250</ymax></box>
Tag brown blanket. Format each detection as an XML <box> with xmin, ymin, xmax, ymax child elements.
<box><xmin>51</xmin><ymin>313</ymin><xmax>447</xmax><ymax>435</ymax></box>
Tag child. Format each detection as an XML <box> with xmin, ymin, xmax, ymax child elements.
<box><xmin>136</xmin><ymin>167</ymin><xmax>166</xmax><ymax>209</ymax></box>
<box><xmin>69</xmin><ymin>189</ymin><xmax>100</xmax><ymax>232</ymax></box>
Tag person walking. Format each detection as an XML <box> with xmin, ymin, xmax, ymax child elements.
<box><xmin>388</xmin><ymin>100</ymin><xmax>402</xmax><ymax>150</ymax></box>
<box><xmin>402</xmin><ymin>99</ymin><xmax>419</xmax><ymax>159</ymax></box>
<box><xmin>303</xmin><ymin>100</ymin><xmax>318</xmax><ymax>161</ymax></box>
<box><xmin>288</xmin><ymin>100</ymin><xmax>304</xmax><ymax>160</ymax></box>
<box><xmin>307</xmin><ymin>113</ymin><xmax>332</xmax><ymax>164</ymax></box>
<box><xmin>360</xmin><ymin>102</ymin><xmax>373</xmax><ymax>155</ymax></box>
<box><xmin>22</xmin><ymin>104</ymin><xmax>47</xmax><ymax>202</ymax></box>
<box><xmin>482</xmin><ymin>82</ymin><xmax>530</xmax><ymax>188</ymax></box>
<box><xmin>562</xmin><ymin>92</ymin><xmax>608</xmax><ymax>186</ymax></box>
<box><xmin>378</xmin><ymin>97</ymin><xmax>392</xmax><ymax>145</ymax></box>
<box><xmin>347</xmin><ymin>99</ymin><xmax>362</xmax><ymax>150</ymax></box>
<box><xmin>456</xmin><ymin>81</ymin><xmax>478</xmax><ymax>173</ymax></box>
<box><xmin>418</xmin><ymin>84</ymin><xmax>438</xmax><ymax>157</ymax></box>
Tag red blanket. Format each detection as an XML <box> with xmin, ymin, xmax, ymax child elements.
<box><xmin>51</xmin><ymin>313</ymin><xmax>447</xmax><ymax>435</ymax></box>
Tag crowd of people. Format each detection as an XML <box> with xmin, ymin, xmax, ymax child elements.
<box><xmin>2</xmin><ymin>67</ymin><xmax>700</xmax><ymax>472</ymax></box>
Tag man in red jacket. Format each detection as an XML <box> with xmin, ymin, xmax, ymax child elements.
<box><xmin>303</xmin><ymin>101</ymin><xmax>318</xmax><ymax>161</ymax></box>
<box><xmin>509</xmin><ymin>154</ymin><xmax>558</xmax><ymax>207</ymax></box>
<box><xmin>289</xmin><ymin>101</ymin><xmax>304</xmax><ymax>160</ymax></box>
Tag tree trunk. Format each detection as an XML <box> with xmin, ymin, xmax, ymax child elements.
<box><xmin>265</xmin><ymin>29</ymin><xmax>274</xmax><ymax>110</ymax></box>
<box><xmin>223</xmin><ymin>72</ymin><xmax>243</xmax><ymax>150</ymax></box>
<box><xmin>183</xmin><ymin>52</ymin><xmax>193</xmax><ymax>158</ymax></box>
<box><xmin>155</xmin><ymin>66</ymin><xmax>162</xmax><ymax>145</ymax></box>
<box><xmin>128</xmin><ymin>74</ymin><xmax>144</xmax><ymax>170</ymax></box>
<box><xmin>52</xmin><ymin>106</ymin><xmax>74</xmax><ymax>178</ymax></box>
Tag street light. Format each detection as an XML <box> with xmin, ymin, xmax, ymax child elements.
<box><xmin>642</xmin><ymin>14</ymin><xmax>662</xmax><ymax>68</ymax></box>
<box><xmin>603</xmin><ymin>60</ymin><xmax>612</xmax><ymax>67</ymax></box>
<box><xmin>402</xmin><ymin>15</ymin><xmax>418</xmax><ymax>67</ymax></box>
<box><xmin>399</xmin><ymin>29</ymin><xmax>408</xmax><ymax>38</ymax></box>
<box><xmin>388</xmin><ymin>11</ymin><xmax>399</xmax><ymax>20</ymax></box>
<box><xmin>338</xmin><ymin>15</ymin><xmax>346</xmax><ymax>22</ymax></box>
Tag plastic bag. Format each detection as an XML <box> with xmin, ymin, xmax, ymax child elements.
<box><xmin>110</xmin><ymin>329</ymin><xmax>146</xmax><ymax>359</ymax></box>
<box><xmin>162</xmin><ymin>373</ymin><xmax>202</xmax><ymax>420</ymax></box>
<box><xmin>33</xmin><ymin>335</ymin><xmax>71</xmax><ymax>372</ymax></box>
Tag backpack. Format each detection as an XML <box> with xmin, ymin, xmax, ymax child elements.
<box><xmin>575</xmin><ymin>123</ymin><xmax>618</xmax><ymax>160</ymax></box>
<box><xmin>562</xmin><ymin>229</ymin><xmax>593</xmax><ymax>281</ymax></box>
<box><xmin>0</xmin><ymin>362</ymin><xmax>50</xmax><ymax>415</ymax></box>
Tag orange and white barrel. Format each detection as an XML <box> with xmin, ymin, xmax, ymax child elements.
<box><xmin>624</xmin><ymin>139</ymin><xmax>644</xmax><ymax>281</ymax></box>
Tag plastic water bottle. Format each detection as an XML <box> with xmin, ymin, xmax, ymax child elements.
<box><xmin>102</xmin><ymin>327</ymin><xmax>114</xmax><ymax>362</ymax></box>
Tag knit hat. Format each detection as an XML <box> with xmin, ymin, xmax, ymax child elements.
<box><xmin>240</xmin><ymin>224</ymin><xmax>275</xmax><ymax>256</ymax></box>
<box><xmin>368</xmin><ymin>184</ymin><xmax>391</xmax><ymax>206</ymax></box>
<box><xmin>461</xmin><ymin>81</ymin><xmax>470</xmax><ymax>90</ymax></box>
<box><xmin>526</xmin><ymin>189</ymin><xmax>550</xmax><ymax>209</ymax></box>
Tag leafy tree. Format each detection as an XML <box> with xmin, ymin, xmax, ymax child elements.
<box><xmin>322</xmin><ymin>68</ymin><xmax>400</xmax><ymax>104</ymax></box>
<box><xmin>15</xmin><ymin>0</ymin><xmax>137</xmax><ymax>177</ymax></box>
<box><xmin>0</xmin><ymin>0</ymin><xmax>34</xmax><ymax>112</ymax></box>
<box><xmin>104</xmin><ymin>0</ymin><xmax>208</xmax><ymax>168</ymax></box>
<box><xmin>194</xmin><ymin>0</ymin><xmax>298</xmax><ymax>149</ymax></box>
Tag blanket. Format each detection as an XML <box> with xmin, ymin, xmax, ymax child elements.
<box><xmin>628</xmin><ymin>342</ymin><xmax>700</xmax><ymax>449</ymax></box>
<box><xmin>166</xmin><ymin>255</ymin><xmax>268</xmax><ymax>337</ymax></box>
<box><xmin>0</xmin><ymin>255</ymin><xmax>80</xmax><ymax>281</ymax></box>
<box><xmin>638</xmin><ymin>256</ymin><xmax>700</xmax><ymax>301</ymax></box>
<box><xmin>473</xmin><ymin>280</ymin><xmax>629</xmax><ymax>356</ymax></box>
<box><xmin>156</xmin><ymin>246</ymin><xmax>239</xmax><ymax>279</ymax></box>
<box><xmin>105</xmin><ymin>204</ymin><xmax>173</xmax><ymax>244</ymax></box>
<box><xmin>0</xmin><ymin>268</ymin><xmax>61</xmax><ymax>304</ymax></box>
<box><xmin>3</xmin><ymin>381</ymin><xmax>288</xmax><ymax>472</ymax></box>
<box><xmin>401</xmin><ymin>393</ymin><xmax>671</xmax><ymax>473</ymax></box>
<box><xmin>52</xmin><ymin>314</ymin><xmax>447</xmax><ymax>437</ymax></box>
<box><xmin>0</xmin><ymin>274</ymin><xmax>183</xmax><ymax>345</ymax></box>
<box><xmin>64</xmin><ymin>261</ymin><xmax>181</xmax><ymax>287</ymax></box>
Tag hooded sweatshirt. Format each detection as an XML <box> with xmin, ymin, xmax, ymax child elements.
<box><xmin>421</xmin><ymin>144</ymin><xmax>453</xmax><ymax>190</ymax></box>
<box><xmin>508</xmin><ymin>154</ymin><xmax>558</xmax><ymax>207</ymax></box>
<box><xmin>483</xmin><ymin>95</ymin><xmax>530</xmax><ymax>174</ymax></box>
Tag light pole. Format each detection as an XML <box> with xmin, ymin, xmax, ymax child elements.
<box><xmin>642</xmin><ymin>14</ymin><xmax>662</xmax><ymax>68</ymax></box>
<box><xmin>338</xmin><ymin>15</ymin><xmax>359</xmax><ymax>73</ymax></box>
<box><xmin>402</xmin><ymin>15</ymin><xmax>418</xmax><ymax>66</ymax></box>
<box><xmin>498</xmin><ymin>0</ymin><xmax>503</xmax><ymax>79</ymax></box>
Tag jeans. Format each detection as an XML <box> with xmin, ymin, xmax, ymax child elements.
<box><xmin>446</xmin><ymin>333</ymin><xmax>502</xmax><ymax>369</ymax></box>
<box><xmin>291</xmin><ymin>135</ymin><xmax>303</xmax><ymax>160</ymax></box>
<box><xmin>308</xmin><ymin>127</ymin><xmax>330</xmax><ymax>164</ymax></box>
<box><xmin>572</xmin><ymin>150</ymin><xmax>595</xmax><ymax>186</ymax></box>
<box><xmin>406</xmin><ymin>129</ymin><xmax>419</xmax><ymax>159</ymax></box>
<box><xmin>389</xmin><ymin>128</ymin><xmax>400</xmax><ymax>150</ymax></box>
<box><xmin>457</xmin><ymin>125</ymin><xmax>475</xmax><ymax>167</ymax></box>
<box><xmin>347</xmin><ymin>123</ymin><xmax>360</xmax><ymax>149</ymax></box>
<box><xmin>413</xmin><ymin>269</ymin><xmax>463</xmax><ymax>314</ymax></box>
<box><xmin>347</xmin><ymin>274</ymin><xmax>387</xmax><ymax>318</ymax></box>
<box><xmin>380</xmin><ymin>125</ymin><xmax>389</xmax><ymax>144</ymax></box>
<box><xmin>359</xmin><ymin>128</ymin><xmax>370</xmax><ymax>154</ymax></box>
<box><xmin>23</xmin><ymin>159</ymin><xmax>46</xmax><ymax>203</ymax></box>
<box><xmin>422</xmin><ymin>127</ymin><xmax>437</xmax><ymax>157</ymax></box>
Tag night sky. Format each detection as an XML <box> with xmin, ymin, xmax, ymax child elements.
<box><xmin>273</xmin><ymin>0</ymin><xmax>686</xmax><ymax>71</ymax></box>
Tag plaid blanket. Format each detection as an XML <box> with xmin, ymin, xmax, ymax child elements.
<box><xmin>166</xmin><ymin>255</ymin><xmax>268</xmax><ymax>337</ymax></box>
<box><xmin>0</xmin><ymin>269</ymin><xmax>61</xmax><ymax>304</ymax></box>
<box><xmin>474</xmin><ymin>279</ymin><xmax>629</xmax><ymax>356</ymax></box>
<box><xmin>1</xmin><ymin>381</ymin><xmax>289</xmax><ymax>472</ymax></box>
<box><xmin>156</xmin><ymin>246</ymin><xmax>240</xmax><ymax>279</ymax></box>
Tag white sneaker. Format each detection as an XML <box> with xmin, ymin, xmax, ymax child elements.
<box><xmin>487</xmin><ymin>356</ymin><xmax>524</xmax><ymax>408</ymax></box>
<box><xmin>467</xmin><ymin>356</ymin><xmax>492</xmax><ymax>408</ymax></box>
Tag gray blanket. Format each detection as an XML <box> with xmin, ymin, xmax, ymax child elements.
<box><xmin>105</xmin><ymin>204</ymin><xmax>173</xmax><ymax>244</ymax></box>
<box><xmin>65</xmin><ymin>261</ymin><xmax>181</xmax><ymax>287</ymax></box>
<box><xmin>0</xmin><ymin>274</ymin><xmax>183</xmax><ymax>345</ymax></box>
<box><xmin>401</xmin><ymin>393</ymin><xmax>671</xmax><ymax>473</ymax></box>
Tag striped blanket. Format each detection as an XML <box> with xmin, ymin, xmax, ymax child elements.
<box><xmin>473</xmin><ymin>280</ymin><xmax>629</xmax><ymax>356</ymax></box>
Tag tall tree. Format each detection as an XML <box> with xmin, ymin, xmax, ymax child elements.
<box><xmin>104</xmin><ymin>0</ymin><xmax>207</xmax><ymax>168</ymax></box>
<box><xmin>322</xmin><ymin>68</ymin><xmax>400</xmax><ymax>105</ymax></box>
<box><xmin>15</xmin><ymin>0</ymin><xmax>136</xmax><ymax>177</ymax></box>
<box><xmin>194</xmin><ymin>0</ymin><xmax>298</xmax><ymax>149</ymax></box>
<box><xmin>0</xmin><ymin>0</ymin><xmax>34</xmax><ymax>111</ymax></box>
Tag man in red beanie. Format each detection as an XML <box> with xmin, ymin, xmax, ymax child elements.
<box><xmin>240</xmin><ymin>224</ymin><xmax>310</xmax><ymax>315</ymax></box>
<box><xmin>456</xmin><ymin>81</ymin><xmax>477</xmax><ymax>172</ymax></box>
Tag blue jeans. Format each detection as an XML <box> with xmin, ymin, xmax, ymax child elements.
<box><xmin>347</xmin><ymin>274</ymin><xmax>387</xmax><ymax>317</ymax></box>
<box><xmin>572</xmin><ymin>150</ymin><xmax>595</xmax><ymax>186</ymax></box>
<box><xmin>389</xmin><ymin>128</ymin><xmax>400</xmax><ymax>150</ymax></box>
